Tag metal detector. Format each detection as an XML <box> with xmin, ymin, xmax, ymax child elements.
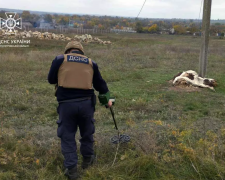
<box><xmin>109</xmin><ymin>106</ymin><xmax>130</xmax><ymax>144</ymax></box>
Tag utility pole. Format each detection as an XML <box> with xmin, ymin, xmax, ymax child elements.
<box><xmin>199</xmin><ymin>0</ymin><xmax>212</xmax><ymax>77</ymax></box>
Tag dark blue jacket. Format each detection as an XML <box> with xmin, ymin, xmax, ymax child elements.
<box><xmin>48</xmin><ymin>53</ymin><xmax>109</xmax><ymax>101</ymax></box>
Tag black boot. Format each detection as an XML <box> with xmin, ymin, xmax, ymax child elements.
<box><xmin>64</xmin><ymin>166</ymin><xmax>79</xmax><ymax>180</ymax></box>
<box><xmin>82</xmin><ymin>155</ymin><xmax>95</xmax><ymax>169</ymax></box>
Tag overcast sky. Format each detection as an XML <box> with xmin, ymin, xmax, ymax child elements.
<box><xmin>0</xmin><ymin>0</ymin><xmax>224</xmax><ymax>19</ymax></box>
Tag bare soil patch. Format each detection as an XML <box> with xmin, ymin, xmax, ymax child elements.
<box><xmin>167</xmin><ymin>81</ymin><xmax>202</xmax><ymax>92</ymax></box>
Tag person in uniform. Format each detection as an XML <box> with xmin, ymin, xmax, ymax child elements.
<box><xmin>48</xmin><ymin>41</ymin><xmax>112</xmax><ymax>179</ymax></box>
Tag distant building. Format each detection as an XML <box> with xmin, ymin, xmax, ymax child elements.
<box><xmin>122</xmin><ymin>27</ymin><xmax>134</xmax><ymax>31</ymax></box>
<box><xmin>40</xmin><ymin>22</ymin><xmax>54</xmax><ymax>29</ymax></box>
<box><xmin>161</xmin><ymin>29</ymin><xmax>170</xmax><ymax>34</ymax></box>
<box><xmin>110</xmin><ymin>28</ymin><xmax>136</xmax><ymax>33</ymax></box>
<box><xmin>216</xmin><ymin>33</ymin><xmax>225</xmax><ymax>37</ymax></box>
<box><xmin>170</xmin><ymin>28</ymin><xmax>175</xmax><ymax>34</ymax></box>
<box><xmin>193</xmin><ymin>32</ymin><xmax>202</xmax><ymax>36</ymax></box>
<box><xmin>22</xmin><ymin>22</ymin><xmax>33</xmax><ymax>29</ymax></box>
<box><xmin>38</xmin><ymin>18</ymin><xmax>55</xmax><ymax>29</ymax></box>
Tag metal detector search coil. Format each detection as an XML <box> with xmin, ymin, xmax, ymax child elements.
<box><xmin>109</xmin><ymin>101</ymin><xmax>131</xmax><ymax>144</ymax></box>
<box><xmin>111</xmin><ymin>134</ymin><xmax>131</xmax><ymax>144</ymax></box>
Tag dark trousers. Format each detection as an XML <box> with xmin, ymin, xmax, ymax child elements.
<box><xmin>57</xmin><ymin>99</ymin><xmax>95</xmax><ymax>169</ymax></box>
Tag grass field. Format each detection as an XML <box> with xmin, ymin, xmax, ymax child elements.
<box><xmin>0</xmin><ymin>33</ymin><xmax>225</xmax><ymax>180</ymax></box>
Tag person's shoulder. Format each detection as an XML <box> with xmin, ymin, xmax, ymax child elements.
<box><xmin>55</xmin><ymin>54</ymin><xmax>64</xmax><ymax>61</ymax></box>
<box><xmin>91</xmin><ymin>59</ymin><xmax>97</xmax><ymax>65</ymax></box>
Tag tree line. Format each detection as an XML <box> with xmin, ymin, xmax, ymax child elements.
<box><xmin>0</xmin><ymin>10</ymin><xmax>224</xmax><ymax>34</ymax></box>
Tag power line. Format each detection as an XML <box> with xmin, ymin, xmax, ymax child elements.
<box><xmin>199</xmin><ymin>0</ymin><xmax>203</xmax><ymax>20</ymax></box>
<box><xmin>198</xmin><ymin>0</ymin><xmax>203</xmax><ymax>30</ymax></box>
<box><xmin>136</xmin><ymin>0</ymin><xmax>147</xmax><ymax>18</ymax></box>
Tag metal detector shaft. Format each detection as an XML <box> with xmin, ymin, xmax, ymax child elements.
<box><xmin>109</xmin><ymin>106</ymin><xmax>131</xmax><ymax>144</ymax></box>
<box><xmin>110</xmin><ymin>107</ymin><xmax>118</xmax><ymax>130</ymax></box>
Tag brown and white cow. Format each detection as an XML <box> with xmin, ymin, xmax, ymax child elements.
<box><xmin>173</xmin><ymin>70</ymin><xmax>217</xmax><ymax>90</ymax></box>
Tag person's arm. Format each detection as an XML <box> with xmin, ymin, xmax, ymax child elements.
<box><xmin>92</xmin><ymin>61</ymin><xmax>109</xmax><ymax>93</ymax></box>
<box><xmin>48</xmin><ymin>55</ymin><xmax>64</xmax><ymax>84</ymax></box>
<box><xmin>92</xmin><ymin>61</ymin><xmax>112</xmax><ymax>107</ymax></box>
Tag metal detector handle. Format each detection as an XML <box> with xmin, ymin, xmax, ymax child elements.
<box><xmin>110</xmin><ymin>107</ymin><xmax>118</xmax><ymax>130</ymax></box>
<box><xmin>105</xmin><ymin>98</ymin><xmax>115</xmax><ymax>109</ymax></box>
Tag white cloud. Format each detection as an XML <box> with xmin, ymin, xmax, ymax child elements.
<box><xmin>0</xmin><ymin>0</ymin><xmax>224</xmax><ymax>19</ymax></box>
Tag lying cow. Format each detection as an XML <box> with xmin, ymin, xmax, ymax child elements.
<box><xmin>173</xmin><ymin>70</ymin><xmax>217</xmax><ymax>90</ymax></box>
